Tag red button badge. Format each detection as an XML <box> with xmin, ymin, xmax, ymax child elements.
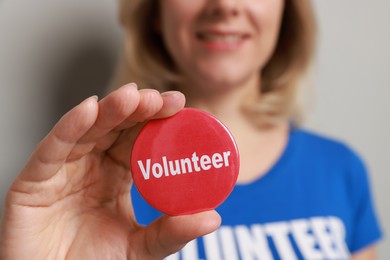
<box><xmin>130</xmin><ymin>108</ymin><xmax>239</xmax><ymax>215</ymax></box>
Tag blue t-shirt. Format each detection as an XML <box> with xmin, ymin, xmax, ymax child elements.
<box><xmin>131</xmin><ymin>128</ymin><xmax>382</xmax><ymax>259</ymax></box>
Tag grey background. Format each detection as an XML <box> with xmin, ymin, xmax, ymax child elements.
<box><xmin>0</xmin><ymin>0</ymin><xmax>388</xmax><ymax>257</ymax></box>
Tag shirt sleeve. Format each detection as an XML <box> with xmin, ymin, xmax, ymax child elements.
<box><xmin>347</xmin><ymin>149</ymin><xmax>383</xmax><ymax>253</ymax></box>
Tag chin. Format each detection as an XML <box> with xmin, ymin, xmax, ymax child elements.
<box><xmin>194</xmin><ymin>69</ymin><xmax>257</xmax><ymax>92</ymax></box>
<box><xmin>188</xmin><ymin>60</ymin><xmax>260</xmax><ymax>91</ymax></box>
<box><xmin>192</xmin><ymin>78</ymin><xmax>246</xmax><ymax>94</ymax></box>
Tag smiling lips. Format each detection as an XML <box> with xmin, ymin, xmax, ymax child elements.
<box><xmin>196</xmin><ymin>31</ymin><xmax>250</xmax><ymax>51</ymax></box>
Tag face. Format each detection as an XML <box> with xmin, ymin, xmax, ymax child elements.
<box><xmin>158</xmin><ymin>0</ymin><xmax>285</xmax><ymax>93</ymax></box>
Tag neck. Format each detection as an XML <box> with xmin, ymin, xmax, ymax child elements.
<box><xmin>178</xmin><ymin>74</ymin><xmax>261</xmax><ymax>122</ymax></box>
<box><xmin>175</xmin><ymin>74</ymin><xmax>290</xmax><ymax>183</ymax></box>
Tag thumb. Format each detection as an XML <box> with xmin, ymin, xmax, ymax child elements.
<box><xmin>131</xmin><ymin>210</ymin><xmax>221</xmax><ymax>259</ymax></box>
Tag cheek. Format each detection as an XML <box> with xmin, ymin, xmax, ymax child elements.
<box><xmin>160</xmin><ymin>1</ymin><xmax>202</xmax><ymax>51</ymax></box>
<box><xmin>248</xmin><ymin>0</ymin><xmax>284</xmax><ymax>33</ymax></box>
<box><xmin>248</xmin><ymin>1</ymin><xmax>284</xmax><ymax>62</ymax></box>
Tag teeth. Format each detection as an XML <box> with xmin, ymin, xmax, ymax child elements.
<box><xmin>200</xmin><ymin>34</ymin><xmax>242</xmax><ymax>43</ymax></box>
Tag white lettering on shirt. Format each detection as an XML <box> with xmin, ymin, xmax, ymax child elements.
<box><xmin>236</xmin><ymin>224</ymin><xmax>273</xmax><ymax>260</ymax></box>
<box><xmin>291</xmin><ymin>219</ymin><xmax>323</xmax><ymax>259</ymax></box>
<box><xmin>165</xmin><ymin>216</ymin><xmax>349</xmax><ymax>260</ymax></box>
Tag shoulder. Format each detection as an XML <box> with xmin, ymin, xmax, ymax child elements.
<box><xmin>290</xmin><ymin>127</ymin><xmax>373</xmax><ymax>205</ymax></box>
<box><xmin>292</xmin><ymin>127</ymin><xmax>349</xmax><ymax>150</ymax></box>
<box><xmin>289</xmin><ymin>127</ymin><xmax>369</xmax><ymax>186</ymax></box>
<box><xmin>291</xmin><ymin>127</ymin><xmax>365</xmax><ymax>166</ymax></box>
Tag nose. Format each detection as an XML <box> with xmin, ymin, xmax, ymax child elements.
<box><xmin>206</xmin><ymin>0</ymin><xmax>241</xmax><ymax>18</ymax></box>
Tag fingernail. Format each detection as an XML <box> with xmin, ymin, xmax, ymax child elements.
<box><xmin>127</xmin><ymin>82</ymin><xmax>138</xmax><ymax>89</ymax></box>
<box><xmin>82</xmin><ymin>95</ymin><xmax>98</xmax><ymax>104</ymax></box>
<box><xmin>161</xmin><ymin>91</ymin><xmax>184</xmax><ymax>97</ymax></box>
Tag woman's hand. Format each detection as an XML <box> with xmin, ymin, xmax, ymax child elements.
<box><xmin>0</xmin><ymin>83</ymin><xmax>221</xmax><ymax>259</ymax></box>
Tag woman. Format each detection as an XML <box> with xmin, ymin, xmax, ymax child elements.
<box><xmin>117</xmin><ymin>0</ymin><xmax>382</xmax><ymax>258</ymax></box>
<box><xmin>0</xmin><ymin>0</ymin><xmax>382</xmax><ymax>259</ymax></box>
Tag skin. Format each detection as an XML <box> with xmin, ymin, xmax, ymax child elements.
<box><xmin>0</xmin><ymin>0</ymin><xmax>378</xmax><ymax>259</ymax></box>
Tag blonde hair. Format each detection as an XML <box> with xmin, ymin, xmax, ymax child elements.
<box><xmin>111</xmin><ymin>0</ymin><xmax>317</xmax><ymax>126</ymax></box>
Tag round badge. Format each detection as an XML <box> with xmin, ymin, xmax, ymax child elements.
<box><xmin>130</xmin><ymin>108</ymin><xmax>239</xmax><ymax>216</ymax></box>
